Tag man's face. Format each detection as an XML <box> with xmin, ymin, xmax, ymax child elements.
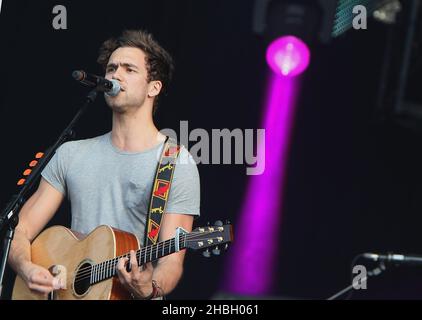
<box><xmin>104</xmin><ymin>46</ymin><xmax>150</xmax><ymax>113</ymax></box>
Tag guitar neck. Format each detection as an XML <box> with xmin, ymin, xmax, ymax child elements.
<box><xmin>90</xmin><ymin>233</ymin><xmax>187</xmax><ymax>285</ymax></box>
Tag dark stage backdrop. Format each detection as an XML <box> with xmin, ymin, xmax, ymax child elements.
<box><xmin>1</xmin><ymin>0</ymin><xmax>422</xmax><ymax>300</ymax></box>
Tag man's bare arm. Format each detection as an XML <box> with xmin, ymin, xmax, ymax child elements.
<box><xmin>152</xmin><ymin>213</ymin><xmax>194</xmax><ymax>295</ymax></box>
<box><xmin>8</xmin><ymin>178</ymin><xmax>64</xmax><ymax>293</ymax></box>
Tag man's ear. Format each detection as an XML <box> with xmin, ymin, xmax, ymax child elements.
<box><xmin>148</xmin><ymin>80</ymin><xmax>162</xmax><ymax>98</ymax></box>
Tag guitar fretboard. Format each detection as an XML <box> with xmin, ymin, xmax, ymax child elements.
<box><xmin>89</xmin><ymin>234</ymin><xmax>186</xmax><ymax>284</ymax></box>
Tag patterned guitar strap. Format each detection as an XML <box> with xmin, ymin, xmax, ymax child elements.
<box><xmin>145</xmin><ymin>136</ymin><xmax>180</xmax><ymax>247</ymax></box>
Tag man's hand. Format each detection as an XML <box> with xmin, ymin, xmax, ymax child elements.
<box><xmin>20</xmin><ymin>261</ymin><xmax>64</xmax><ymax>296</ymax></box>
<box><xmin>116</xmin><ymin>250</ymin><xmax>154</xmax><ymax>299</ymax></box>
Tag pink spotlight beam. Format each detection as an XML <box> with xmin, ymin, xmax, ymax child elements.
<box><xmin>222</xmin><ymin>73</ymin><xmax>300</xmax><ymax>296</ymax></box>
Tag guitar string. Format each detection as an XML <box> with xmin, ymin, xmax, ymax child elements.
<box><xmin>73</xmin><ymin>228</ymin><xmax>216</xmax><ymax>277</ymax></box>
<box><xmin>72</xmin><ymin>231</ymin><xmax>226</xmax><ymax>283</ymax></box>
<box><xmin>73</xmin><ymin>231</ymin><xmax>223</xmax><ymax>282</ymax></box>
<box><xmin>73</xmin><ymin>234</ymin><xmax>223</xmax><ymax>284</ymax></box>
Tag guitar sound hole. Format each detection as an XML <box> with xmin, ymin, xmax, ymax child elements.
<box><xmin>74</xmin><ymin>262</ymin><xmax>92</xmax><ymax>296</ymax></box>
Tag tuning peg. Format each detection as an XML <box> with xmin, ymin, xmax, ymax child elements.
<box><xmin>202</xmin><ymin>249</ymin><xmax>211</xmax><ymax>258</ymax></box>
<box><xmin>214</xmin><ymin>220</ymin><xmax>223</xmax><ymax>227</ymax></box>
<box><xmin>224</xmin><ymin>244</ymin><xmax>229</xmax><ymax>251</ymax></box>
<box><xmin>225</xmin><ymin>219</ymin><xmax>231</xmax><ymax>225</ymax></box>
<box><xmin>206</xmin><ymin>221</ymin><xmax>210</xmax><ymax>226</ymax></box>
<box><xmin>212</xmin><ymin>246</ymin><xmax>220</xmax><ymax>256</ymax></box>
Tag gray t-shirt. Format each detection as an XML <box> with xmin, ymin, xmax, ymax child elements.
<box><xmin>41</xmin><ymin>132</ymin><xmax>200</xmax><ymax>244</ymax></box>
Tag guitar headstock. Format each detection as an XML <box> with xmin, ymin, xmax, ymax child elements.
<box><xmin>187</xmin><ymin>220</ymin><xmax>233</xmax><ymax>257</ymax></box>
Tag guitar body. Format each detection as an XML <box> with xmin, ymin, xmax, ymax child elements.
<box><xmin>12</xmin><ymin>225</ymin><xmax>139</xmax><ymax>300</ymax></box>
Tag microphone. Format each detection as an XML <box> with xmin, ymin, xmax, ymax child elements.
<box><xmin>362</xmin><ymin>252</ymin><xmax>422</xmax><ymax>266</ymax></box>
<box><xmin>72</xmin><ymin>70</ymin><xmax>120</xmax><ymax>96</ymax></box>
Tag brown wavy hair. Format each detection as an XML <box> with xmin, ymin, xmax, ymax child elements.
<box><xmin>97</xmin><ymin>30</ymin><xmax>174</xmax><ymax>114</ymax></box>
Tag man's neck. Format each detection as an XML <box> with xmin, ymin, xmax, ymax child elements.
<box><xmin>111</xmin><ymin>107</ymin><xmax>165</xmax><ymax>153</ymax></box>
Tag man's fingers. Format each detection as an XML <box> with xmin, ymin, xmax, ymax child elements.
<box><xmin>52</xmin><ymin>277</ymin><xmax>65</xmax><ymax>290</ymax></box>
<box><xmin>116</xmin><ymin>257</ymin><xmax>128</xmax><ymax>272</ymax></box>
<box><xmin>29</xmin><ymin>271</ymin><xmax>55</xmax><ymax>287</ymax></box>
<box><xmin>130</xmin><ymin>251</ymin><xmax>139</xmax><ymax>273</ymax></box>
<box><xmin>116</xmin><ymin>257</ymin><xmax>130</xmax><ymax>284</ymax></box>
<box><xmin>116</xmin><ymin>271</ymin><xmax>127</xmax><ymax>286</ymax></box>
<box><xmin>27</xmin><ymin>282</ymin><xmax>54</xmax><ymax>294</ymax></box>
<box><xmin>144</xmin><ymin>262</ymin><xmax>153</xmax><ymax>272</ymax></box>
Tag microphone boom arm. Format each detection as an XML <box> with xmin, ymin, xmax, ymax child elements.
<box><xmin>0</xmin><ymin>88</ymin><xmax>98</xmax><ymax>298</ymax></box>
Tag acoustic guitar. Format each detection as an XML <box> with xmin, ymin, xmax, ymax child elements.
<box><xmin>12</xmin><ymin>222</ymin><xmax>233</xmax><ymax>300</ymax></box>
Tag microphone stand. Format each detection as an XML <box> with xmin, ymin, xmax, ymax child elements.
<box><xmin>327</xmin><ymin>261</ymin><xmax>387</xmax><ymax>300</ymax></box>
<box><xmin>0</xmin><ymin>89</ymin><xmax>98</xmax><ymax>298</ymax></box>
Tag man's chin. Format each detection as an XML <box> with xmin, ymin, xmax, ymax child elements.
<box><xmin>108</xmin><ymin>104</ymin><xmax>126</xmax><ymax>114</ymax></box>
<box><xmin>105</xmin><ymin>96</ymin><xmax>124</xmax><ymax>111</ymax></box>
